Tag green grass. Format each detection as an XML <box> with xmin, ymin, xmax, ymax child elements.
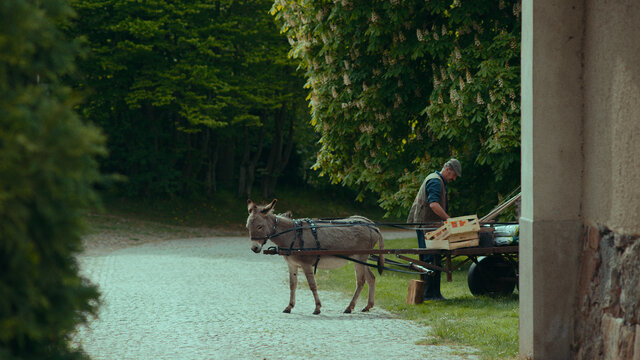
<box><xmin>315</xmin><ymin>237</ymin><xmax>519</xmax><ymax>360</ymax></box>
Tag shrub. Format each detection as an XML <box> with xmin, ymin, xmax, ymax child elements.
<box><xmin>0</xmin><ymin>1</ymin><xmax>105</xmax><ymax>358</ymax></box>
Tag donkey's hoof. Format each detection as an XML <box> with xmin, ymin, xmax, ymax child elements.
<box><xmin>283</xmin><ymin>308</ymin><xmax>291</xmax><ymax>313</ymax></box>
<box><xmin>313</xmin><ymin>309</ymin><xmax>321</xmax><ymax>315</ymax></box>
<box><xmin>361</xmin><ymin>307</ymin><xmax>371</xmax><ymax>312</ymax></box>
<box><xmin>343</xmin><ymin>308</ymin><xmax>352</xmax><ymax>314</ymax></box>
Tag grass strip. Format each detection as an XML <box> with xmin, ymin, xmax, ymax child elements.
<box><xmin>315</xmin><ymin>237</ymin><xmax>519</xmax><ymax>360</ymax></box>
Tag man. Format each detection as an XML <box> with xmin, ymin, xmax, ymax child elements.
<box><xmin>407</xmin><ymin>158</ymin><xmax>462</xmax><ymax>300</ymax></box>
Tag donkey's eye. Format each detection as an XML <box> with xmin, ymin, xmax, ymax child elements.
<box><xmin>257</xmin><ymin>225</ymin><xmax>263</xmax><ymax>230</ymax></box>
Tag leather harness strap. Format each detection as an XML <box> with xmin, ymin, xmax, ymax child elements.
<box><xmin>289</xmin><ymin>219</ymin><xmax>322</xmax><ymax>274</ymax></box>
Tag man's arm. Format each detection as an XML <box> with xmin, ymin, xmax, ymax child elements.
<box><xmin>429</xmin><ymin>202</ymin><xmax>450</xmax><ymax>220</ymax></box>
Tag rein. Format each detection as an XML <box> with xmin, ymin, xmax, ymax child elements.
<box><xmin>250</xmin><ymin>219</ymin><xmax>446</xmax><ymax>242</ymax></box>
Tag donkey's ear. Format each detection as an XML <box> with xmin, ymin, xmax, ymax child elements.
<box><xmin>247</xmin><ymin>199</ymin><xmax>257</xmax><ymax>213</ymax></box>
<box><xmin>261</xmin><ymin>199</ymin><xmax>278</xmax><ymax>214</ymax></box>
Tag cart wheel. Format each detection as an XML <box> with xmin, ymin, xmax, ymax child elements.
<box><xmin>467</xmin><ymin>255</ymin><xmax>516</xmax><ymax>297</ymax></box>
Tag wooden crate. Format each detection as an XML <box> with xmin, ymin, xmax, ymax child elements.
<box><xmin>424</xmin><ymin>215</ymin><xmax>480</xmax><ymax>250</ymax></box>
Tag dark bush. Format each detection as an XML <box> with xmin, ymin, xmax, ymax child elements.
<box><xmin>0</xmin><ymin>1</ymin><xmax>105</xmax><ymax>358</ymax></box>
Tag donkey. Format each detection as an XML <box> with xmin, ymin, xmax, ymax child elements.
<box><xmin>246</xmin><ymin>199</ymin><xmax>384</xmax><ymax>315</ymax></box>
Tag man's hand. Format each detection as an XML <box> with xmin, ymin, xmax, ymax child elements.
<box><xmin>429</xmin><ymin>202</ymin><xmax>450</xmax><ymax>221</ymax></box>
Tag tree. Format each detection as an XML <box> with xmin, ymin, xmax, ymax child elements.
<box><xmin>70</xmin><ymin>0</ymin><xmax>311</xmax><ymax>199</ymax></box>
<box><xmin>0</xmin><ymin>1</ymin><xmax>105</xmax><ymax>358</ymax></box>
<box><xmin>272</xmin><ymin>0</ymin><xmax>521</xmax><ymax>217</ymax></box>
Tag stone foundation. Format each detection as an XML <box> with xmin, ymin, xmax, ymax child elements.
<box><xmin>573</xmin><ymin>225</ymin><xmax>640</xmax><ymax>359</ymax></box>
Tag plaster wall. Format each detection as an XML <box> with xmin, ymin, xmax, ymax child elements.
<box><xmin>520</xmin><ymin>0</ymin><xmax>584</xmax><ymax>358</ymax></box>
<box><xmin>582</xmin><ymin>0</ymin><xmax>640</xmax><ymax>236</ymax></box>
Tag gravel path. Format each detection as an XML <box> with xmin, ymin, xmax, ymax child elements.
<box><xmin>74</xmin><ymin>231</ymin><xmax>478</xmax><ymax>359</ymax></box>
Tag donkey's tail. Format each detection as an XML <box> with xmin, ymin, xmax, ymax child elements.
<box><xmin>376</xmin><ymin>230</ymin><xmax>385</xmax><ymax>275</ymax></box>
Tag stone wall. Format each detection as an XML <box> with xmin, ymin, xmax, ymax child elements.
<box><xmin>573</xmin><ymin>225</ymin><xmax>640</xmax><ymax>359</ymax></box>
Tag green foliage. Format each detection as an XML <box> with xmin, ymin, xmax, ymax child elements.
<box><xmin>69</xmin><ymin>0</ymin><xmax>312</xmax><ymax>198</ymax></box>
<box><xmin>272</xmin><ymin>0</ymin><xmax>521</xmax><ymax>217</ymax></box>
<box><xmin>0</xmin><ymin>0</ymin><xmax>105</xmax><ymax>358</ymax></box>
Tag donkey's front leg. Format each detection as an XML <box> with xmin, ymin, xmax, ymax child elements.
<box><xmin>283</xmin><ymin>262</ymin><xmax>298</xmax><ymax>313</ymax></box>
<box><xmin>302</xmin><ymin>264</ymin><xmax>322</xmax><ymax>315</ymax></box>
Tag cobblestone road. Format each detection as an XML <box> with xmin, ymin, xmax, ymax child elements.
<box><xmin>75</xmin><ymin>234</ymin><xmax>478</xmax><ymax>359</ymax></box>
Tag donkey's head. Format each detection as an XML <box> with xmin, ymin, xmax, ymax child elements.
<box><xmin>246</xmin><ymin>199</ymin><xmax>278</xmax><ymax>253</ymax></box>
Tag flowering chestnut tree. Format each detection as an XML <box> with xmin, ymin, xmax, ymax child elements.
<box><xmin>272</xmin><ymin>0</ymin><xmax>521</xmax><ymax>216</ymax></box>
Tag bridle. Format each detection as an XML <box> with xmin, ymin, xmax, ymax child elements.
<box><xmin>250</xmin><ymin>216</ymin><xmax>279</xmax><ymax>244</ymax></box>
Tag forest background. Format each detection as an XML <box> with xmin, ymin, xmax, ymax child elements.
<box><xmin>69</xmin><ymin>0</ymin><xmax>521</xmax><ymax>218</ymax></box>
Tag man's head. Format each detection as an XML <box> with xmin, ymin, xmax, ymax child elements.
<box><xmin>441</xmin><ymin>158</ymin><xmax>462</xmax><ymax>183</ymax></box>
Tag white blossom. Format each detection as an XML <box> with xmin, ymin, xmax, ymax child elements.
<box><xmin>513</xmin><ymin>2</ymin><xmax>522</xmax><ymax>16</ymax></box>
<box><xmin>324</xmin><ymin>53</ymin><xmax>333</xmax><ymax>64</ymax></box>
<box><xmin>343</xmin><ymin>73</ymin><xmax>351</xmax><ymax>85</ymax></box>
<box><xmin>449</xmin><ymin>88</ymin><xmax>459</xmax><ymax>102</ymax></box>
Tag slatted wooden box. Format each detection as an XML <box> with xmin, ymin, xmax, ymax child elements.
<box><xmin>424</xmin><ymin>215</ymin><xmax>480</xmax><ymax>250</ymax></box>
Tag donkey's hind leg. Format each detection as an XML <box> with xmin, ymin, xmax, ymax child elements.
<box><xmin>361</xmin><ymin>266</ymin><xmax>376</xmax><ymax>312</ymax></box>
<box><xmin>344</xmin><ymin>261</ymin><xmax>367</xmax><ymax>314</ymax></box>
<box><xmin>301</xmin><ymin>264</ymin><xmax>322</xmax><ymax>315</ymax></box>
<box><xmin>283</xmin><ymin>262</ymin><xmax>298</xmax><ymax>313</ymax></box>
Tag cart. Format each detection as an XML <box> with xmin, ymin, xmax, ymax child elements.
<box><xmin>262</xmin><ymin>192</ymin><xmax>521</xmax><ymax>298</ymax></box>
<box><xmin>263</xmin><ymin>238</ymin><xmax>518</xmax><ymax>298</ymax></box>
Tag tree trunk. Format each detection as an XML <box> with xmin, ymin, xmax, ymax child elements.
<box><xmin>261</xmin><ymin>105</ymin><xmax>295</xmax><ymax>198</ymax></box>
<box><xmin>206</xmin><ymin>131</ymin><xmax>221</xmax><ymax>196</ymax></box>
<box><xmin>238</xmin><ymin>124</ymin><xmax>265</xmax><ymax>198</ymax></box>
<box><xmin>218</xmin><ymin>136</ymin><xmax>236</xmax><ymax>187</ymax></box>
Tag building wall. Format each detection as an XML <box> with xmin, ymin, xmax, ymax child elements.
<box><xmin>520</xmin><ymin>0</ymin><xmax>584</xmax><ymax>358</ymax></box>
<box><xmin>521</xmin><ymin>0</ymin><xmax>640</xmax><ymax>358</ymax></box>
<box><xmin>581</xmin><ymin>0</ymin><xmax>640</xmax><ymax>236</ymax></box>
<box><xmin>572</xmin><ymin>1</ymin><xmax>640</xmax><ymax>358</ymax></box>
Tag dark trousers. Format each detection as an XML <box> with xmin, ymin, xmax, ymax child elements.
<box><xmin>416</xmin><ymin>230</ymin><xmax>445</xmax><ymax>300</ymax></box>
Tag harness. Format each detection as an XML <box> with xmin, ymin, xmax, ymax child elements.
<box><xmin>290</xmin><ymin>219</ymin><xmax>322</xmax><ymax>273</ymax></box>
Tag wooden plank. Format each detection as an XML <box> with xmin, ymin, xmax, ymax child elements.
<box><xmin>406</xmin><ymin>280</ymin><xmax>424</xmax><ymax>304</ymax></box>
<box><xmin>448</xmin><ymin>232</ymin><xmax>479</xmax><ymax>243</ymax></box>
<box><xmin>425</xmin><ymin>226</ymin><xmax>450</xmax><ymax>241</ymax></box>
<box><xmin>425</xmin><ymin>239</ymin><xmax>450</xmax><ymax>250</ymax></box>
<box><xmin>448</xmin><ymin>239</ymin><xmax>479</xmax><ymax>249</ymax></box>
<box><xmin>446</xmin><ymin>214</ymin><xmax>480</xmax><ymax>234</ymax></box>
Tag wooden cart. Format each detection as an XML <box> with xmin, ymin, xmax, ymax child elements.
<box><xmin>263</xmin><ymin>242</ymin><xmax>519</xmax><ymax>297</ymax></box>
